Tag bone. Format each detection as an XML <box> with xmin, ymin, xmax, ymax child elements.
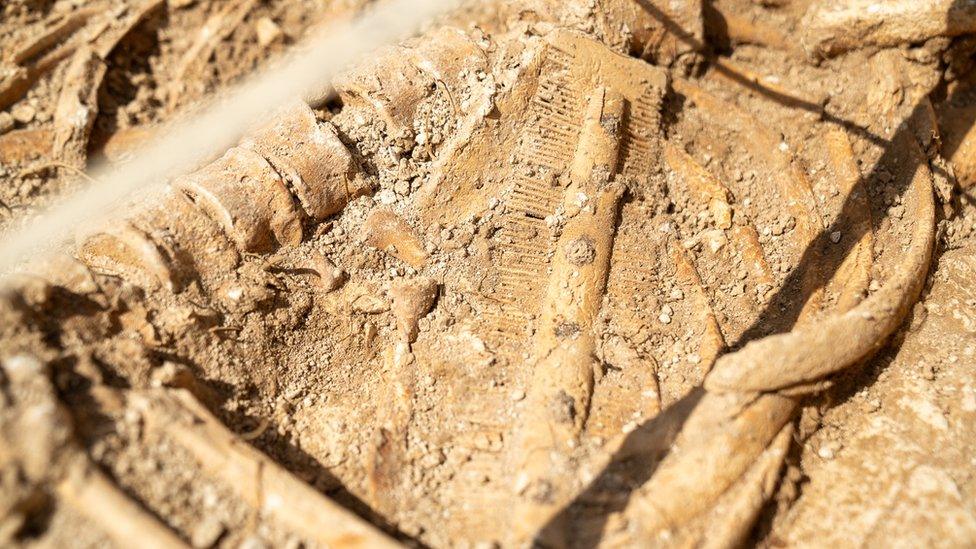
<box><xmin>78</xmin><ymin>223</ymin><xmax>178</xmax><ymax>292</ymax></box>
<box><xmin>706</xmin><ymin>3</ymin><xmax>791</xmax><ymax>51</ymax></box>
<box><xmin>309</xmin><ymin>252</ymin><xmax>347</xmax><ymax>292</ymax></box>
<box><xmin>621</xmin><ymin>68</ymin><xmax>937</xmax><ymax>546</ymax></box>
<box><xmin>56</xmin><ymin>461</ymin><xmax>189</xmax><ymax>549</ymax></box>
<box><xmin>510</xmin><ymin>87</ymin><xmax>625</xmax><ymax>546</ymax></box>
<box><xmin>670</xmin><ymin>245</ymin><xmax>726</xmax><ymax>377</ymax></box>
<box><xmin>0</xmin><ymin>128</ymin><xmax>54</xmax><ymax>165</ymax></box>
<box><xmin>705</xmin><ymin>127</ymin><xmax>935</xmax><ymax>393</ymax></box>
<box><xmin>802</xmin><ymin>0</ymin><xmax>976</xmax><ymax>58</ymax></box>
<box><xmin>169</xmin><ymin>0</ymin><xmax>259</xmax><ymax>106</ymax></box>
<box><xmin>241</xmin><ymin>100</ymin><xmax>371</xmax><ymax>221</ymax></box>
<box><xmin>674</xmin><ymin>78</ymin><xmax>825</xmax><ymax>318</ymax></box>
<box><xmin>0</xmin><ymin>7</ymin><xmax>98</xmax><ymax>111</ymax></box>
<box><xmin>52</xmin><ymin>46</ymin><xmax>105</xmax><ymax>168</ymax></box>
<box><xmin>692</xmin><ymin>422</ymin><xmax>794</xmax><ymax>549</ymax></box>
<box><xmin>822</xmin><ymin>128</ymin><xmax>874</xmax><ymax>310</ymax></box>
<box><xmin>131</xmin><ymin>187</ymin><xmax>242</xmax><ymax>293</ymax></box>
<box><xmin>333</xmin><ymin>45</ymin><xmax>431</xmax><ymax>138</ymax></box>
<box><xmin>0</xmin><ymin>355</ymin><xmax>186</xmax><ymax>549</ymax></box>
<box><xmin>389</xmin><ymin>276</ymin><xmax>439</xmax><ymax>343</ymax></box>
<box><xmin>938</xmin><ymin>101</ymin><xmax>976</xmax><ymax>188</ymax></box>
<box><xmin>177</xmin><ymin>146</ymin><xmax>304</xmax><ymax>253</ymax></box>
<box><xmin>333</xmin><ymin>26</ymin><xmax>486</xmax><ymax>139</ymax></box>
<box><xmin>361</xmin><ymin>209</ymin><xmax>428</xmax><ymax>268</ymax></box>
<box><xmin>132</xmin><ymin>389</ymin><xmax>402</xmax><ymax>548</ymax></box>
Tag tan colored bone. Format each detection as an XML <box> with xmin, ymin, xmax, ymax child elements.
<box><xmin>333</xmin><ymin>45</ymin><xmax>431</xmax><ymax>138</ymax></box>
<box><xmin>622</xmin><ymin>109</ymin><xmax>936</xmax><ymax>545</ymax></box>
<box><xmin>51</xmin><ymin>46</ymin><xmax>105</xmax><ymax>168</ymax></box>
<box><xmin>938</xmin><ymin>101</ymin><xmax>976</xmax><ymax>188</ymax></box>
<box><xmin>132</xmin><ymin>187</ymin><xmax>241</xmax><ymax>293</ymax></box>
<box><xmin>131</xmin><ymin>389</ymin><xmax>402</xmax><ymax>549</ymax></box>
<box><xmin>389</xmin><ymin>276</ymin><xmax>439</xmax><ymax>343</ymax></box>
<box><xmin>0</xmin><ymin>128</ymin><xmax>54</xmax><ymax>165</ymax></box>
<box><xmin>705</xmin><ymin>131</ymin><xmax>934</xmax><ymax>393</ymax></box>
<box><xmin>706</xmin><ymin>4</ymin><xmax>791</xmax><ymax>51</ymax></box>
<box><xmin>361</xmin><ymin>209</ymin><xmax>428</xmax><ymax>268</ymax></box>
<box><xmin>177</xmin><ymin>146</ymin><xmax>303</xmax><ymax>253</ymax></box>
<box><xmin>241</xmin><ymin>100</ymin><xmax>371</xmax><ymax>220</ymax></box>
<box><xmin>78</xmin><ymin>223</ymin><xmax>177</xmax><ymax>291</ymax></box>
<box><xmin>333</xmin><ymin>26</ymin><xmax>487</xmax><ymax>139</ymax></box>
<box><xmin>802</xmin><ymin>0</ymin><xmax>976</xmax><ymax>58</ymax></box>
<box><xmin>56</xmin><ymin>462</ymin><xmax>188</xmax><ymax>549</ymax></box>
<box><xmin>674</xmin><ymin>78</ymin><xmax>824</xmax><ymax>318</ymax></box>
<box><xmin>671</xmin><ymin>245</ymin><xmax>726</xmax><ymax>377</ymax></box>
<box><xmin>169</xmin><ymin>0</ymin><xmax>258</xmax><ymax>106</ymax></box>
<box><xmin>823</xmin><ymin>128</ymin><xmax>874</xmax><ymax>310</ymax></box>
<box><xmin>0</xmin><ymin>355</ymin><xmax>186</xmax><ymax>549</ymax></box>
<box><xmin>516</xmin><ymin>0</ymin><xmax>704</xmax><ymax>64</ymax></box>
<box><xmin>510</xmin><ymin>87</ymin><xmax>625</xmax><ymax>545</ymax></box>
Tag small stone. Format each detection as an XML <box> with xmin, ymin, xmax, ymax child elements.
<box><xmin>510</xmin><ymin>389</ymin><xmax>526</xmax><ymax>401</ymax></box>
<box><xmin>350</xmin><ymin>293</ymin><xmax>389</xmax><ymax>314</ymax></box>
<box><xmin>565</xmin><ymin>236</ymin><xmax>596</xmax><ymax>265</ymax></box>
<box><xmin>817</xmin><ymin>443</ymin><xmax>838</xmax><ymax>460</ymax></box>
<box><xmin>669</xmin><ymin>288</ymin><xmax>684</xmax><ymax>300</ymax></box>
<box><xmin>829</xmin><ymin>231</ymin><xmax>842</xmax><ymax>243</ymax></box>
<box><xmin>658</xmin><ymin>313</ymin><xmax>672</xmax><ymax>324</ymax></box>
<box><xmin>255</xmin><ymin>18</ymin><xmax>283</xmax><ymax>48</ymax></box>
<box><xmin>376</xmin><ymin>189</ymin><xmax>397</xmax><ymax>205</ymax></box>
<box><xmin>311</xmin><ymin>253</ymin><xmax>346</xmax><ymax>292</ymax></box>
<box><xmin>11</xmin><ymin>104</ymin><xmax>35</xmax><ymax>124</ymax></box>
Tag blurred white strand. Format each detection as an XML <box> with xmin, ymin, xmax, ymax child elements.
<box><xmin>0</xmin><ymin>0</ymin><xmax>457</xmax><ymax>278</ymax></box>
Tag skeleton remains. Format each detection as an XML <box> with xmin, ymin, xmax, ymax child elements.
<box><xmin>2</xmin><ymin>0</ymin><xmax>976</xmax><ymax>547</ymax></box>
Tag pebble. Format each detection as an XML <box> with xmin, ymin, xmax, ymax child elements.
<box><xmin>11</xmin><ymin>104</ymin><xmax>35</xmax><ymax>124</ymax></box>
<box><xmin>510</xmin><ymin>389</ymin><xmax>526</xmax><ymax>401</ymax></box>
<box><xmin>658</xmin><ymin>312</ymin><xmax>672</xmax><ymax>324</ymax></box>
<box><xmin>376</xmin><ymin>189</ymin><xmax>397</xmax><ymax>205</ymax></box>
<box><xmin>255</xmin><ymin>17</ymin><xmax>283</xmax><ymax>48</ymax></box>
<box><xmin>830</xmin><ymin>231</ymin><xmax>842</xmax><ymax>243</ymax></box>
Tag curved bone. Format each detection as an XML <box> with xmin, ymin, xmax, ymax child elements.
<box><xmin>177</xmin><ymin>146</ymin><xmax>303</xmax><ymax>253</ymax></box>
<box><xmin>705</xmin><ymin>132</ymin><xmax>934</xmax><ymax>393</ymax></box>
<box><xmin>623</xmin><ymin>121</ymin><xmax>935</xmax><ymax>543</ymax></box>
<box><xmin>241</xmin><ymin>100</ymin><xmax>371</xmax><ymax>221</ymax></box>
<box><xmin>56</xmin><ymin>461</ymin><xmax>188</xmax><ymax>549</ymax></box>
<box><xmin>78</xmin><ymin>223</ymin><xmax>177</xmax><ymax>291</ymax></box>
<box><xmin>823</xmin><ymin>127</ymin><xmax>874</xmax><ymax>311</ymax></box>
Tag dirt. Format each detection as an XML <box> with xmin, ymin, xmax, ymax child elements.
<box><xmin>2</xmin><ymin>0</ymin><xmax>976</xmax><ymax>548</ymax></box>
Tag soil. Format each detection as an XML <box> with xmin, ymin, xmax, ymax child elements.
<box><xmin>1</xmin><ymin>0</ymin><xmax>976</xmax><ymax>548</ymax></box>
